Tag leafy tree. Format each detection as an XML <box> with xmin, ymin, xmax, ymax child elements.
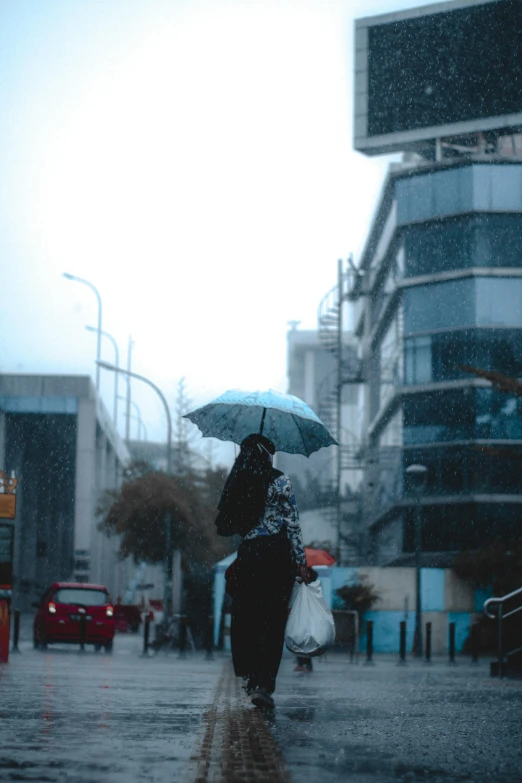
<box><xmin>336</xmin><ymin>576</ymin><xmax>381</xmax><ymax>618</ymax></box>
<box><xmin>97</xmin><ymin>460</ymin><xmax>234</xmax><ymax>641</ymax></box>
<box><xmin>97</xmin><ymin>460</ymin><xmax>231</xmax><ymax>567</ymax></box>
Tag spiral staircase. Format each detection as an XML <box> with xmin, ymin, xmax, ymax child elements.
<box><xmin>315</xmin><ymin>259</ymin><xmax>365</xmax><ymax>564</ymax></box>
<box><xmin>317</xmin><ymin>262</ymin><xmax>363</xmax><ymax>450</ymax></box>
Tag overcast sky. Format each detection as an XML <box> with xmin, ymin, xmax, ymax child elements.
<box><xmin>0</xmin><ymin>0</ymin><xmax>439</xmax><ymax>463</ymax></box>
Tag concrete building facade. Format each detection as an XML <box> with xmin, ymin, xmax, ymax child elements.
<box><xmin>278</xmin><ymin>329</ymin><xmax>337</xmax><ymax>495</ymax></box>
<box><xmin>278</xmin><ymin>328</ymin><xmax>363</xmax><ymax>561</ymax></box>
<box><xmin>0</xmin><ymin>374</ymin><xmax>131</xmax><ymax>609</ymax></box>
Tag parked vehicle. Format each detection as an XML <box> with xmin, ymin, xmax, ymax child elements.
<box><xmin>33</xmin><ymin>582</ymin><xmax>115</xmax><ymax>652</ymax></box>
<box><xmin>114</xmin><ymin>604</ymin><xmax>142</xmax><ymax>633</ymax></box>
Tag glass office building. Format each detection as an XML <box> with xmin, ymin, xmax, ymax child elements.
<box><xmin>355</xmin><ymin>159</ymin><xmax>522</xmax><ymax>565</ymax></box>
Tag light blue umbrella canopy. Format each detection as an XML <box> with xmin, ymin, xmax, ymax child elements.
<box><xmin>183</xmin><ymin>388</ymin><xmax>337</xmax><ymax>457</ymax></box>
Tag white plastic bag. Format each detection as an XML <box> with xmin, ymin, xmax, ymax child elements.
<box><xmin>284</xmin><ymin>579</ymin><xmax>336</xmax><ymax>656</ymax></box>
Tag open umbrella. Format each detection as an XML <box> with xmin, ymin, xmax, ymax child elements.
<box><xmin>304</xmin><ymin>548</ymin><xmax>336</xmax><ymax>568</ymax></box>
<box><xmin>183</xmin><ymin>388</ymin><xmax>337</xmax><ymax>457</ymax></box>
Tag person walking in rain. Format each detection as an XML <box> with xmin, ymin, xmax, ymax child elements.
<box><xmin>217</xmin><ymin>433</ymin><xmax>309</xmax><ymax>708</ymax></box>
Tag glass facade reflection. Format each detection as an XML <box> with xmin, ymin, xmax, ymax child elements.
<box><xmin>402</xmin><ymin>502</ymin><xmax>522</xmax><ymax>553</ymax></box>
<box><xmin>403</xmin><ymin>388</ymin><xmax>522</xmax><ymax>444</ymax></box>
<box><xmin>362</xmin><ymin>161</ymin><xmax>522</xmax><ymax>563</ymax></box>
<box><xmin>404</xmin><ymin>277</ymin><xmax>522</xmax><ymax>333</ymax></box>
<box><xmin>404</xmin><ymin>445</ymin><xmax>522</xmax><ymax>498</ymax></box>
<box><xmin>404</xmin><ymin>329</ymin><xmax>522</xmax><ymax>385</ymax></box>
<box><xmin>396</xmin><ymin>164</ymin><xmax>522</xmax><ymax>225</ymax></box>
<box><xmin>404</xmin><ymin>214</ymin><xmax>522</xmax><ymax>277</ymax></box>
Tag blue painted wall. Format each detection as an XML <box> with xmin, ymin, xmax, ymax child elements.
<box><xmin>422</xmin><ymin>569</ymin><xmax>445</xmax><ymax>611</ymax></box>
<box><xmin>361</xmin><ymin>611</ymin><xmax>415</xmax><ymax>654</ymax></box>
<box><xmin>213</xmin><ymin>559</ymin><xmax>474</xmax><ymax>653</ymax></box>
<box><xmin>474</xmin><ymin>587</ymin><xmax>492</xmax><ymax>612</ymax></box>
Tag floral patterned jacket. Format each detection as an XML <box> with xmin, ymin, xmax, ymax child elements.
<box><xmin>242</xmin><ymin>474</ymin><xmax>306</xmax><ymax>566</ymax></box>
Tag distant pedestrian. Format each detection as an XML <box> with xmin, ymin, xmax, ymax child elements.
<box><xmin>294</xmin><ymin>656</ymin><xmax>313</xmax><ymax>672</ymax></box>
<box><xmin>218</xmin><ymin>433</ymin><xmax>309</xmax><ymax>708</ymax></box>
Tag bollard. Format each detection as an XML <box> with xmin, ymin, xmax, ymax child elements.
<box><xmin>425</xmin><ymin>621</ymin><xmax>432</xmax><ymax>664</ymax></box>
<box><xmin>365</xmin><ymin>620</ymin><xmax>374</xmax><ymax>665</ymax></box>
<box><xmin>448</xmin><ymin>621</ymin><xmax>456</xmax><ymax>664</ymax></box>
<box><xmin>12</xmin><ymin>610</ymin><xmax>21</xmax><ymax>653</ymax></box>
<box><xmin>471</xmin><ymin>623</ymin><xmax>480</xmax><ymax>665</ymax></box>
<box><xmin>205</xmin><ymin>615</ymin><xmax>214</xmax><ymax>659</ymax></box>
<box><xmin>79</xmin><ymin>613</ymin><xmax>87</xmax><ymax>652</ymax></box>
<box><xmin>178</xmin><ymin>615</ymin><xmax>187</xmax><ymax>656</ymax></box>
<box><xmin>143</xmin><ymin>614</ymin><xmax>150</xmax><ymax>656</ymax></box>
<box><xmin>398</xmin><ymin>620</ymin><xmax>407</xmax><ymax>665</ymax></box>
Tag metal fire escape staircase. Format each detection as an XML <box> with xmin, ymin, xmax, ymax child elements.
<box><xmin>316</xmin><ymin>259</ymin><xmax>364</xmax><ymax>563</ymax></box>
<box><xmin>317</xmin><ymin>261</ymin><xmax>363</xmax><ymax>466</ymax></box>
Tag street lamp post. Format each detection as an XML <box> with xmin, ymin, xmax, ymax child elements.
<box><xmin>336</xmin><ymin>258</ymin><xmax>344</xmax><ymax>565</ymax></box>
<box><xmin>406</xmin><ymin>463</ymin><xmax>428</xmax><ymax>658</ymax></box>
<box><xmin>63</xmin><ymin>273</ymin><xmax>102</xmax><ymax>390</ymax></box>
<box><xmin>125</xmin><ymin>337</ymin><xmax>134</xmax><ymax>441</ymax></box>
<box><xmin>97</xmin><ymin>361</ymin><xmax>172</xmax><ymax>627</ymax></box>
<box><xmin>125</xmin><ymin>413</ymin><xmax>148</xmax><ymax>441</ymax></box>
<box><xmin>86</xmin><ymin>326</ymin><xmax>119</xmax><ymax>426</ymax></box>
<box><xmin>117</xmin><ymin>397</ymin><xmax>146</xmax><ymax>440</ymax></box>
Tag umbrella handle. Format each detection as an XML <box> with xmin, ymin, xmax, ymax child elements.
<box><xmin>259</xmin><ymin>407</ymin><xmax>266</xmax><ymax>435</ymax></box>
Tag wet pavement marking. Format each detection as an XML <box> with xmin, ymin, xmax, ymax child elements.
<box><xmin>189</xmin><ymin>663</ymin><xmax>293</xmax><ymax>783</ymax></box>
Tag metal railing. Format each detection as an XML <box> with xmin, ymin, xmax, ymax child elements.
<box><xmin>484</xmin><ymin>585</ymin><xmax>522</xmax><ymax>679</ymax></box>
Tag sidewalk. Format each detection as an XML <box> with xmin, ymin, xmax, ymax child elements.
<box><xmin>270</xmin><ymin>652</ymin><xmax>522</xmax><ymax>783</ymax></box>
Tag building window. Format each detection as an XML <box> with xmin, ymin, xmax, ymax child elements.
<box><xmin>403</xmin><ymin>214</ymin><xmax>522</xmax><ymax>278</ymax></box>
<box><xmin>404</xmin><ymin>335</ymin><xmax>432</xmax><ymax>385</ymax></box>
<box><xmin>374</xmin><ymin>411</ymin><xmax>404</xmax><ymax>516</ymax></box>
<box><xmin>371</xmin><ymin>249</ymin><xmax>404</xmax><ymax>325</ymax></box>
<box><xmin>403</xmin><ymin>388</ymin><xmax>522</xmax><ymax>445</ymax></box>
<box><xmin>404</xmin><ymin>277</ymin><xmax>522</xmax><ymax>334</ymax></box>
<box><xmin>404</xmin><ymin>502</ymin><xmax>522</xmax><ymax>553</ymax></box>
<box><xmin>379</xmin><ymin>311</ymin><xmax>403</xmax><ymax>409</ymax></box>
<box><xmin>404</xmin><ymin>329</ymin><xmax>522</xmax><ymax>385</ymax></box>
<box><xmin>403</xmin><ymin>444</ymin><xmax>522</xmax><ymax>497</ymax></box>
<box><xmin>379</xmin><ymin>410</ymin><xmax>403</xmax><ymax>448</ymax></box>
<box><xmin>396</xmin><ymin>166</ymin><xmax>522</xmax><ymax>226</ymax></box>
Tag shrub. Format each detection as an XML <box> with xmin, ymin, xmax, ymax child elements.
<box><xmin>336</xmin><ymin>576</ymin><xmax>381</xmax><ymax>617</ymax></box>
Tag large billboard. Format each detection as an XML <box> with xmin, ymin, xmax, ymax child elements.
<box><xmin>354</xmin><ymin>0</ymin><xmax>522</xmax><ymax>156</ymax></box>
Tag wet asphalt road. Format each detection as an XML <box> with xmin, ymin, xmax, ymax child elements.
<box><xmin>0</xmin><ymin>629</ymin><xmax>220</xmax><ymax>783</ymax></box>
<box><xmin>1</xmin><ymin>624</ymin><xmax>522</xmax><ymax>783</ymax></box>
<box><xmin>273</xmin><ymin>655</ymin><xmax>522</xmax><ymax>783</ymax></box>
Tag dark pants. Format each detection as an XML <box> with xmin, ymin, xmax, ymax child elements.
<box><xmin>231</xmin><ymin>532</ymin><xmax>295</xmax><ymax>694</ymax></box>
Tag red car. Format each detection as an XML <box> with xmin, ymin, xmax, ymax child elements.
<box><xmin>33</xmin><ymin>582</ymin><xmax>115</xmax><ymax>652</ymax></box>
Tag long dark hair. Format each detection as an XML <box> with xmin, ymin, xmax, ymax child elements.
<box><xmin>218</xmin><ymin>433</ymin><xmax>276</xmax><ymax>523</ymax></box>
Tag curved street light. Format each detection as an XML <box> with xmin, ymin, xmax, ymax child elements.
<box><xmin>117</xmin><ymin>396</ymin><xmax>147</xmax><ymax>440</ymax></box>
<box><xmin>86</xmin><ymin>326</ymin><xmax>119</xmax><ymax>426</ymax></box>
<box><xmin>97</xmin><ymin>360</ymin><xmax>173</xmax><ymax>625</ymax></box>
<box><xmin>125</xmin><ymin>413</ymin><xmax>147</xmax><ymax>441</ymax></box>
<box><xmin>63</xmin><ymin>273</ymin><xmax>102</xmax><ymax>390</ymax></box>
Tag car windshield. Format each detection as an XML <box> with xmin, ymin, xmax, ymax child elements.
<box><xmin>53</xmin><ymin>588</ymin><xmax>108</xmax><ymax>606</ymax></box>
